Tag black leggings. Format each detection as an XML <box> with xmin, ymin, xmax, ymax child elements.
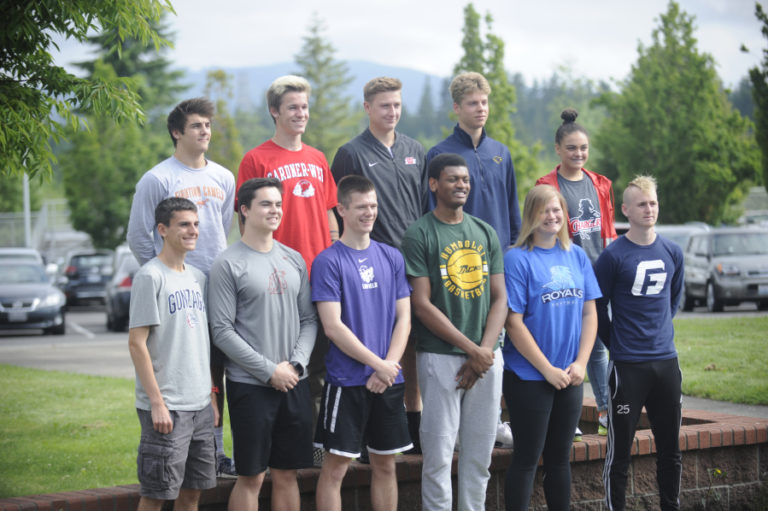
<box><xmin>603</xmin><ymin>358</ymin><xmax>682</xmax><ymax>511</ymax></box>
<box><xmin>502</xmin><ymin>370</ymin><xmax>583</xmax><ymax>511</ymax></box>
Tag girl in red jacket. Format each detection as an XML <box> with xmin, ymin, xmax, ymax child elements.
<box><xmin>535</xmin><ymin>108</ymin><xmax>617</xmax><ymax>437</ymax></box>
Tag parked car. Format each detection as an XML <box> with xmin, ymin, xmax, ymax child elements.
<box><xmin>655</xmin><ymin>223</ymin><xmax>710</xmax><ymax>252</ymax></box>
<box><xmin>58</xmin><ymin>250</ymin><xmax>114</xmax><ymax>306</ymax></box>
<box><xmin>0</xmin><ymin>247</ymin><xmax>44</xmax><ymax>264</ymax></box>
<box><xmin>0</xmin><ymin>260</ymin><xmax>66</xmax><ymax>335</ymax></box>
<box><xmin>682</xmin><ymin>227</ymin><xmax>768</xmax><ymax>312</ymax></box>
<box><xmin>105</xmin><ymin>249</ymin><xmax>139</xmax><ymax>331</ymax></box>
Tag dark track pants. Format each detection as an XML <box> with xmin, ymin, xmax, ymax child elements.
<box><xmin>603</xmin><ymin>357</ymin><xmax>682</xmax><ymax>511</ymax></box>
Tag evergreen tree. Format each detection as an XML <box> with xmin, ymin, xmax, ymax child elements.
<box><xmin>234</xmin><ymin>102</ymin><xmax>274</xmax><ymax>153</ymax></box>
<box><xmin>204</xmin><ymin>69</ymin><xmax>244</xmax><ymax>175</ymax></box>
<box><xmin>416</xmin><ymin>77</ymin><xmax>443</xmax><ymax>142</ymax></box>
<box><xmin>749</xmin><ymin>2</ymin><xmax>768</xmax><ymax>190</ymax></box>
<box><xmin>596</xmin><ymin>1</ymin><xmax>759</xmax><ymax>224</ymax></box>
<box><xmin>729</xmin><ymin>76</ymin><xmax>754</xmax><ymax>120</ymax></box>
<box><xmin>453</xmin><ymin>3</ymin><xmax>539</xmax><ymax>192</ymax></box>
<box><xmin>293</xmin><ymin>13</ymin><xmax>362</xmax><ymax>162</ymax></box>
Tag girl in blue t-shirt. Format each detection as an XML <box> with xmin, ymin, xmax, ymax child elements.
<box><xmin>502</xmin><ymin>185</ymin><xmax>601</xmax><ymax>511</ymax></box>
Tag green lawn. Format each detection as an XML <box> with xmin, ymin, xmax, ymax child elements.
<box><xmin>0</xmin><ymin>314</ymin><xmax>765</xmax><ymax>497</ymax></box>
<box><xmin>0</xmin><ymin>365</ymin><xmax>232</xmax><ymax>498</ymax></box>
<box><xmin>674</xmin><ymin>315</ymin><xmax>768</xmax><ymax>405</ymax></box>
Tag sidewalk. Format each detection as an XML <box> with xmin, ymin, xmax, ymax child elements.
<box><xmin>583</xmin><ymin>383</ymin><xmax>768</xmax><ymax>419</ymax></box>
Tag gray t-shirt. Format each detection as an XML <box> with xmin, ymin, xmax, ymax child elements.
<box><xmin>129</xmin><ymin>258</ymin><xmax>210</xmax><ymax>411</ymax></box>
<box><xmin>557</xmin><ymin>174</ymin><xmax>603</xmax><ymax>265</ymax></box>
<box><xmin>126</xmin><ymin>156</ymin><xmax>235</xmax><ymax>275</ymax></box>
<box><xmin>208</xmin><ymin>240</ymin><xmax>317</xmax><ymax>386</ymax></box>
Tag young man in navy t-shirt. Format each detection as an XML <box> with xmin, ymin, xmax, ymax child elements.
<box><xmin>595</xmin><ymin>175</ymin><xmax>684</xmax><ymax>511</ymax></box>
<box><xmin>311</xmin><ymin>175</ymin><xmax>412</xmax><ymax>511</ymax></box>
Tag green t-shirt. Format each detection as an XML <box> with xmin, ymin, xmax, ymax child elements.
<box><xmin>401</xmin><ymin>212</ymin><xmax>504</xmax><ymax>355</ymax></box>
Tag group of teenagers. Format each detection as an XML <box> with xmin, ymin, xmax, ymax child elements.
<box><xmin>124</xmin><ymin>70</ymin><xmax>685</xmax><ymax>511</ymax></box>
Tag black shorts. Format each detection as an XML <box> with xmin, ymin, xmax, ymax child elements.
<box><xmin>226</xmin><ymin>378</ymin><xmax>313</xmax><ymax>475</ymax></box>
<box><xmin>314</xmin><ymin>382</ymin><xmax>412</xmax><ymax>458</ymax></box>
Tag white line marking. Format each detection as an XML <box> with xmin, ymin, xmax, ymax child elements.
<box><xmin>69</xmin><ymin>321</ymin><xmax>95</xmax><ymax>339</ymax></box>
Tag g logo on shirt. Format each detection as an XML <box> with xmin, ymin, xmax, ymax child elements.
<box><xmin>631</xmin><ymin>260</ymin><xmax>667</xmax><ymax>296</ymax></box>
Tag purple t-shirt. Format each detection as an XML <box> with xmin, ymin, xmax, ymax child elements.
<box><xmin>311</xmin><ymin>240</ymin><xmax>411</xmax><ymax>386</ymax></box>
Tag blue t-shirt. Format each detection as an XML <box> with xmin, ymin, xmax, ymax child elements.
<box><xmin>503</xmin><ymin>242</ymin><xmax>601</xmax><ymax>380</ymax></box>
<box><xmin>311</xmin><ymin>240</ymin><xmax>411</xmax><ymax>386</ymax></box>
<box><xmin>594</xmin><ymin>235</ymin><xmax>684</xmax><ymax>362</ymax></box>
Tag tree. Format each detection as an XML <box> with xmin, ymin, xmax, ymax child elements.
<box><xmin>749</xmin><ymin>2</ymin><xmax>768</xmax><ymax>190</ymax></box>
<box><xmin>74</xmin><ymin>18</ymin><xmax>186</xmax><ymax>120</ymax></box>
<box><xmin>293</xmin><ymin>13</ymin><xmax>362</xmax><ymax>162</ymax></box>
<box><xmin>0</xmin><ymin>0</ymin><xmax>174</xmax><ymax>179</ymax></box>
<box><xmin>59</xmin><ymin>62</ymin><xmax>156</xmax><ymax>249</ymax></box>
<box><xmin>59</xmin><ymin>17</ymin><xmax>185</xmax><ymax>249</ymax></box>
<box><xmin>205</xmin><ymin>69</ymin><xmax>244</xmax><ymax>175</ymax></box>
<box><xmin>0</xmin><ymin>173</ymin><xmax>41</xmax><ymax>213</ymax></box>
<box><xmin>453</xmin><ymin>3</ymin><xmax>539</xmax><ymax>192</ymax></box>
<box><xmin>595</xmin><ymin>1</ymin><xmax>759</xmax><ymax>224</ymax></box>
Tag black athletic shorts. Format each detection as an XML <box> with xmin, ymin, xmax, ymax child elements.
<box><xmin>314</xmin><ymin>382</ymin><xmax>412</xmax><ymax>458</ymax></box>
<box><xmin>226</xmin><ymin>378</ymin><xmax>313</xmax><ymax>475</ymax></box>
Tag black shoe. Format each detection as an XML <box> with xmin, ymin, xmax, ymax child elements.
<box><xmin>217</xmin><ymin>455</ymin><xmax>237</xmax><ymax>478</ymax></box>
<box><xmin>404</xmin><ymin>411</ymin><xmax>422</xmax><ymax>454</ymax></box>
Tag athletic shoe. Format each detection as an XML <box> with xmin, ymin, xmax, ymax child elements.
<box><xmin>574</xmin><ymin>427</ymin><xmax>583</xmax><ymax>442</ymax></box>
<box><xmin>494</xmin><ymin>421</ymin><xmax>514</xmax><ymax>448</ymax></box>
<box><xmin>312</xmin><ymin>447</ymin><xmax>325</xmax><ymax>468</ymax></box>
<box><xmin>217</xmin><ymin>455</ymin><xmax>237</xmax><ymax>479</ymax></box>
<box><xmin>598</xmin><ymin>411</ymin><xmax>608</xmax><ymax>436</ymax></box>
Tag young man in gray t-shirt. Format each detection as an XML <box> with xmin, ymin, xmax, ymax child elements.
<box><xmin>128</xmin><ymin>197</ymin><xmax>216</xmax><ymax>509</ymax></box>
<box><xmin>209</xmin><ymin>177</ymin><xmax>317</xmax><ymax>511</ymax></box>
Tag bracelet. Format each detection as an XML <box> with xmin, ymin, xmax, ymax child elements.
<box><xmin>211</xmin><ymin>386</ymin><xmax>220</xmax><ymax>394</ymax></box>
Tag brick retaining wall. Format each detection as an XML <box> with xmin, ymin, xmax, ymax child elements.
<box><xmin>2</xmin><ymin>401</ymin><xmax>766</xmax><ymax>510</ymax></box>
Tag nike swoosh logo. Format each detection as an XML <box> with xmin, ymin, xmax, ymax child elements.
<box><xmin>368</xmin><ymin>162</ymin><xmax>378</xmax><ymax>167</ymax></box>
<box><xmin>358</xmin><ymin>258</ymin><xmax>368</xmax><ymax>263</ymax></box>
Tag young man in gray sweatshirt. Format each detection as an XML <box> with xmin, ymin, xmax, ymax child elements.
<box><xmin>208</xmin><ymin>177</ymin><xmax>317</xmax><ymax>511</ymax></box>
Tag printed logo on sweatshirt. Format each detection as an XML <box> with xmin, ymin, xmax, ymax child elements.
<box><xmin>168</xmin><ymin>288</ymin><xmax>206</xmax><ymax>314</ymax></box>
<box><xmin>174</xmin><ymin>185</ymin><xmax>226</xmax><ymax>208</ymax></box>
<box><xmin>569</xmin><ymin>198</ymin><xmax>602</xmax><ymax>241</ymax></box>
<box><xmin>439</xmin><ymin>240</ymin><xmax>488</xmax><ymax>299</ymax></box>
<box><xmin>631</xmin><ymin>260</ymin><xmax>666</xmax><ymax>296</ymax></box>
<box><xmin>541</xmin><ymin>266</ymin><xmax>583</xmax><ymax>304</ymax></box>
<box><xmin>268</xmin><ymin>268</ymin><xmax>288</xmax><ymax>295</ymax></box>
<box><xmin>292</xmin><ymin>179</ymin><xmax>316</xmax><ymax>198</ymax></box>
<box><xmin>267</xmin><ymin>162</ymin><xmax>327</xmax><ymax>183</ymax></box>
<box><xmin>358</xmin><ymin>264</ymin><xmax>378</xmax><ymax>290</ymax></box>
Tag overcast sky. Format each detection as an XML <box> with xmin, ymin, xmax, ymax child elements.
<box><xmin>52</xmin><ymin>0</ymin><xmax>763</xmax><ymax>88</ymax></box>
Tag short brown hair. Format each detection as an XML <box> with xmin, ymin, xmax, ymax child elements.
<box><xmin>450</xmin><ymin>72</ymin><xmax>491</xmax><ymax>105</ymax></box>
<box><xmin>166</xmin><ymin>98</ymin><xmax>214</xmax><ymax>147</ymax></box>
<box><xmin>363</xmin><ymin>77</ymin><xmax>402</xmax><ymax>103</ymax></box>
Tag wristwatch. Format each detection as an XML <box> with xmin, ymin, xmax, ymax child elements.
<box><xmin>291</xmin><ymin>362</ymin><xmax>304</xmax><ymax>377</ymax></box>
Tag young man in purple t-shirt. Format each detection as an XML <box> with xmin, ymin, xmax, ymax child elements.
<box><xmin>310</xmin><ymin>175</ymin><xmax>412</xmax><ymax>511</ymax></box>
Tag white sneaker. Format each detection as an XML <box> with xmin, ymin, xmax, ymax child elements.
<box><xmin>495</xmin><ymin>421</ymin><xmax>514</xmax><ymax>448</ymax></box>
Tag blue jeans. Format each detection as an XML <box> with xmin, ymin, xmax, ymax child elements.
<box><xmin>586</xmin><ymin>337</ymin><xmax>609</xmax><ymax>412</ymax></box>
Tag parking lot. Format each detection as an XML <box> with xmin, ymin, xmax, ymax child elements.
<box><xmin>1</xmin><ymin>303</ymin><xmax>765</xmax><ymax>381</ymax></box>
